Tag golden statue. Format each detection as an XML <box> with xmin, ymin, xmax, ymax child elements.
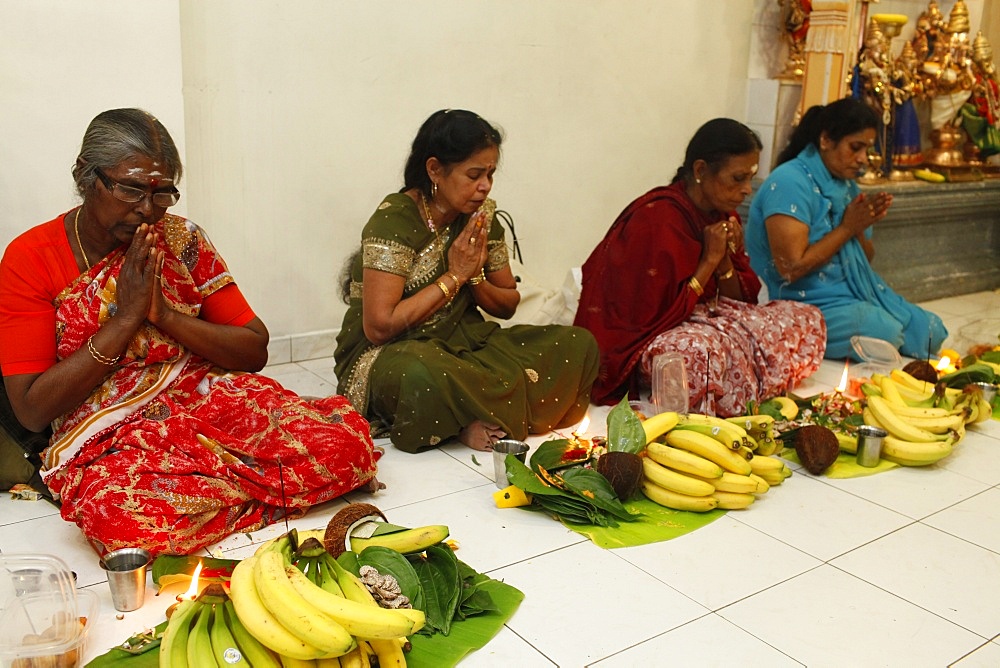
<box><xmin>778</xmin><ymin>0</ymin><xmax>811</xmax><ymax>79</ymax></box>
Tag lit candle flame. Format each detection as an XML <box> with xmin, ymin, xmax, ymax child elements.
<box><xmin>935</xmin><ymin>356</ymin><xmax>952</xmax><ymax>372</ymax></box>
<box><xmin>178</xmin><ymin>560</ymin><xmax>204</xmax><ymax>601</ymax></box>
<box><xmin>836</xmin><ymin>360</ymin><xmax>850</xmax><ymax>393</ymax></box>
<box><xmin>575</xmin><ymin>414</ymin><xmax>590</xmax><ymax>435</ymax></box>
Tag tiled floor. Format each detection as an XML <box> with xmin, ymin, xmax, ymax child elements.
<box><xmin>4</xmin><ymin>291</ymin><xmax>1000</xmax><ymax>667</ymax></box>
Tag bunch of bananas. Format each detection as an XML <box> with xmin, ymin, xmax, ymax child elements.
<box><xmin>221</xmin><ymin>534</ymin><xmax>422</xmax><ymax>667</ymax></box>
<box><xmin>638</xmin><ymin>412</ymin><xmax>791</xmax><ymax>512</ymax></box>
<box><xmin>856</xmin><ymin>370</ymin><xmax>991</xmax><ymax>466</ymax></box>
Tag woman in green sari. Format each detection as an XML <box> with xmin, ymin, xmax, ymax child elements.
<box><xmin>335</xmin><ymin>110</ymin><xmax>599</xmax><ymax>453</ymax></box>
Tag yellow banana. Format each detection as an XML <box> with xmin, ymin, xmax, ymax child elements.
<box><xmin>640</xmin><ymin>456</ymin><xmax>716</xmax><ymax>496</ymax></box>
<box><xmin>676</xmin><ymin>413</ymin><xmax>748</xmax><ymax>449</ymax></box>
<box><xmin>747</xmin><ymin>473</ymin><xmax>770</xmax><ymax>494</ymax></box>
<box><xmin>725</xmin><ymin>415</ymin><xmax>775</xmax><ymax>431</ymax></box>
<box><xmin>158</xmin><ymin>598</ymin><xmax>200</xmax><ymax>668</ymax></box>
<box><xmin>640</xmin><ymin>480</ymin><xmax>718</xmax><ymax>512</ymax></box>
<box><xmin>224</xmin><ymin>599</ymin><xmax>281</xmax><ymax>668</ymax></box>
<box><xmin>350</xmin><ymin>525</ymin><xmax>450</xmax><ymax>555</ymax></box>
<box><xmin>772</xmin><ymin>396</ymin><xmax>799</xmax><ymax>420</ymax></box>
<box><xmin>338</xmin><ymin>644</ymin><xmax>369</xmax><ymax>668</ymax></box>
<box><xmin>880</xmin><ymin>434</ymin><xmax>954</xmax><ymax>466</ymax></box>
<box><xmin>645</xmin><ymin>441</ymin><xmax>723</xmax><ymax>479</ymax></box>
<box><xmin>834</xmin><ymin>431</ymin><xmax>857</xmax><ymax>453</ymax></box>
<box><xmin>323</xmin><ymin>556</ymin><xmax>424</xmax><ymax>629</ymax></box>
<box><xmin>905</xmin><ymin>413</ymin><xmax>966</xmax><ymax>434</ymax></box>
<box><xmin>367</xmin><ymin>638</ymin><xmax>406</xmax><ymax>668</ymax></box>
<box><xmin>878</xmin><ymin>375</ymin><xmax>908</xmax><ymax>407</ymax></box>
<box><xmin>284</xmin><ymin>562</ymin><xmax>422</xmax><ymax>639</ymax></box>
<box><xmin>975</xmin><ymin>397</ymin><xmax>993</xmax><ymax>424</ymax></box>
<box><xmin>641</xmin><ymin>411</ymin><xmax>680</xmax><ymax>444</ymax></box>
<box><xmin>210</xmin><ymin>601</ymin><xmax>250</xmax><ymax>668</ymax></box>
<box><xmin>186</xmin><ymin>600</ymin><xmax>215</xmax><ymax>668</ymax></box>
<box><xmin>280</xmin><ymin>657</ymin><xmax>319</xmax><ymax>668</ymax></box>
<box><xmin>229</xmin><ymin>556</ymin><xmax>329</xmax><ymax>661</ymax></box>
<box><xmin>754</xmin><ymin>436</ymin><xmax>781</xmax><ymax>456</ymax></box>
<box><xmin>711</xmin><ymin>490</ymin><xmax>755</xmax><ymax>509</ymax></box>
<box><xmin>665</xmin><ymin>429</ymin><xmax>752</xmax><ymax>475</ymax></box>
<box><xmin>747</xmin><ymin>454</ymin><xmax>785</xmax><ymax>474</ymax></box>
<box><xmin>866</xmin><ymin>396</ymin><xmax>949</xmax><ymax>443</ymax></box>
<box><xmin>253</xmin><ymin>551</ymin><xmax>357</xmax><ymax>657</ymax></box>
<box><xmin>317</xmin><ymin>658</ymin><xmax>343</xmax><ymax>668</ymax></box>
<box><xmin>890</xmin><ymin>369</ymin><xmax>961</xmax><ymax>398</ymax></box>
<box><xmin>913</xmin><ymin>167</ymin><xmax>946</xmax><ymax>182</ymax></box>
<box><xmin>697</xmin><ymin>471</ymin><xmax>759</xmax><ymax>494</ymax></box>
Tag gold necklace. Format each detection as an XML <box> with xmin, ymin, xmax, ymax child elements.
<box><xmin>74</xmin><ymin>207</ymin><xmax>91</xmax><ymax>270</ymax></box>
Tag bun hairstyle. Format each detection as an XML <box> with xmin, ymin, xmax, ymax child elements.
<box><xmin>401</xmin><ymin>110</ymin><xmax>503</xmax><ymax>196</ymax></box>
<box><xmin>776</xmin><ymin>97</ymin><xmax>880</xmax><ymax>166</ymax></box>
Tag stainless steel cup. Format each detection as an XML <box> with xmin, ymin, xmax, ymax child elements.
<box><xmin>100</xmin><ymin>547</ymin><xmax>151</xmax><ymax>612</ymax></box>
<box><xmin>492</xmin><ymin>439</ymin><xmax>530</xmax><ymax>489</ymax></box>
<box><xmin>856</xmin><ymin>425</ymin><xmax>887</xmax><ymax>468</ymax></box>
<box><xmin>971</xmin><ymin>381</ymin><xmax>997</xmax><ymax>404</ymax></box>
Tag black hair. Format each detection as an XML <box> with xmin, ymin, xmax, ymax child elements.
<box><xmin>775</xmin><ymin>97</ymin><xmax>880</xmax><ymax>166</ymax></box>
<box><xmin>400</xmin><ymin>110</ymin><xmax>503</xmax><ymax>195</ymax></box>
<box><xmin>672</xmin><ymin>118</ymin><xmax>763</xmax><ymax>184</ymax></box>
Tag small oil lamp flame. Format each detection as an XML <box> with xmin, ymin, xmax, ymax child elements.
<box><xmin>574</xmin><ymin>414</ymin><xmax>590</xmax><ymax>437</ymax></box>
<box><xmin>166</xmin><ymin>560</ymin><xmax>204</xmax><ymax>617</ymax></box>
<box><xmin>935</xmin><ymin>356</ymin><xmax>952</xmax><ymax>372</ymax></box>
<box><xmin>836</xmin><ymin>360</ymin><xmax>850</xmax><ymax>394</ymax></box>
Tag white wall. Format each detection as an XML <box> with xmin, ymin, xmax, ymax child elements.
<box><xmin>2</xmin><ymin>1</ymin><xmax>755</xmax><ymax>345</ymax></box>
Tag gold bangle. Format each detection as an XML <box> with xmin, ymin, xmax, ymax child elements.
<box><xmin>447</xmin><ymin>272</ymin><xmax>461</xmax><ymax>288</ymax></box>
<box><xmin>688</xmin><ymin>276</ymin><xmax>704</xmax><ymax>297</ymax></box>
<box><xmin>87</xmin><ymin>335</ymin><xmax>120</xmax><ymax>366</ymax></box>
<box><xmin>717</xmin><ymin>267</ymin><xmax>735</xmax><ymax>281</ymax></box>
<box><xmin>468</xmin><ymin>269</ymin><xmax>486</xmax><ymax>286</ymax></box>
<box><xmin>435</xmin><ymin>279</ymin><xmax>452</xmax><ymax>301</ymax></box>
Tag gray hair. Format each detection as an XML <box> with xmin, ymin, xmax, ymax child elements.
<box><xmin>72</xmin><ymin>108</ymin><xmax>183</xmax><ymax>199</ymax></box>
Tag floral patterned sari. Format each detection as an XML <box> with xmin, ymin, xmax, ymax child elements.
<box><xmin>44</xmin><ymin>215</ymin><xmax>379</xmax><ymax>556</ymax></box>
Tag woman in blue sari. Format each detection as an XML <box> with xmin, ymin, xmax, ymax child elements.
<box><xmin>746</xmin><ymin>98</ymin><xmax>947</xmax><ymax>360</ymax></box>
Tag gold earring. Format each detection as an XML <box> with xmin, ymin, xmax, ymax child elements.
<box><xmin>431</xmin><ymin>181</ymin><xmax>438</xmax><ymax>197</ymax></box>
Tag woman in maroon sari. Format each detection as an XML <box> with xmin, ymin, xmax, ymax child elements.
<box><xmin>0</xmin><ymin>109</ymin><xmax>379</xmax><ymax>556</ymax></box>
<box><xmin>574</xmin><ymin>119</ymin><xmax>826</xmax><ymax>416</ymax></box>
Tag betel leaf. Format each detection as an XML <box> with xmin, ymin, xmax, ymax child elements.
<box><xmin>559</xmin><ymin>467</ymin><xmax>639</xmax><ymax>521</ymax></box>
<box><xmin>606</xmin><ymin>395</ymin><xmax>646</xmax><ymax>454</ymax></box>
<box><xmin>528</xmin><ymin>438</ymin><xmax>592</xmax><ymax>472</ymax></box>
<box><xmin>506</xmin><ymin>456</ymin><xmax>573</xmax><ymax>497</ymax></box>
<box><xmin>409</xmin><ymin>544</ymin><xmax>462</xmax><ymax>636</ymax></box>
<box><xmin>357</xmin><ymin>545</ymin><xmax>425</xmax><ymax>612</ymax></box>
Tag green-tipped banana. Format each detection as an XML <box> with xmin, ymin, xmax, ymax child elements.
<box><xmin>158</xmin><ymin>598</ymin><xmax>200</xmax><ymax>668</ymax></box>
<box><xmin>747</xmin><ymin>454</ymin><xmax>785</xmax><ymax>474</ymax></box>
<box><xmin>224</xmin><ymin>599</ymin><xmax>281</xmax><ymax>668</ymax></box>
<box><xmin>186</xmin><ymin>599</ymin><xmax>215</xmax><ymax>668</ymax></box>
<box><xmin>640</xmin><ymin>411</ymin><xmax>680</xmax><ymax>444</ymax></box>
<box><xmin>645</xmin><ymin>441</ymin><xmax>723</xmax><ymax>479</ymax></box>
<box><xmin>253</xmin><ymin>551</ymin><xmax>357</xmax><ymax>657</ymax></box>
<box><xmin>674</xmin><ymin>413</ymin><xmax>747</xmax><ymax>450</ymax></box>
<box><xmin>325</xmin><ymin>555</ymin><xmax>425</xmax><ymax>628</ymax></box>
<box><xmin>210</xmin><ymin>601</ymin><xmax>250</xmax><ymax>667</ymax></box>
<box><xmin>349</xmin><ymin>524</ymin><xmax>450</xmax><ymax>554</ymax></box>
<box><xmin>367</xmin><ymin>637</ymin><xmax>407</xmax><ymax>668</ymax></box>
<box><xmin>229</xmin><ymin>556</ymin><xmax>329</xmax><ymax>661</ymax></box>
<box><xmin>866</xmin><ymin>396</ymin><xmax>949</xmax><ymax>443</ymax></box>
<box><xmin>725</xmin><ymin>414</ymin><xmax>776</xmax><ymax>431</ymax></box>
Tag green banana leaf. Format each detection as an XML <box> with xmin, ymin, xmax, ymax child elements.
<box><xmin>781</xmin><ymin>448</ymin><xmax>898</xmax><ymax>478</ymax></box>
<box><xmin>562</xmin><ymin>496</ymin><xmax>728</xmax><ymax>549</ymax></box>
<box><xmin>605</xmin><ymin>395</ymin><xmax>646</xmax><ymax>454</ymax></box>
<box><xmin>559</xmin><ymin>467</ymin><xmax>639</xmax><ymax>522</ymax></box>
<box><xmin>939</xmin><ymin>363</ymin><xmax>995</xmax><ymax>388</ymax></box>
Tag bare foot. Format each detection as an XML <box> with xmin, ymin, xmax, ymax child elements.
<box><xmin>458</xmin><ymin>421</ymin><xmax>506</xmax><ymax>451</ymax></box>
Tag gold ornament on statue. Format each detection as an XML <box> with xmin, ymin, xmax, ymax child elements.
<box><xmin>777</xmin><ymin>0</ymin><xmax>810</xmax><ymax>80</ymax></box>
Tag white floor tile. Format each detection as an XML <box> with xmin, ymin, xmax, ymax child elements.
<box><xmin>495</xmin><ymin>542</ymin><xmax>708</xmax><ymax>666</ymax></box>
<box><xmin>617</xmin><ymin>517</ymin><xmax>821</xmax><ymax>611</ymax></box>
<box><xmin>951</xmin><ymin>640</ymin><xmax>1000</xmax><ymax>667</ymax></box>
<box><xmin>460</xmin><ymin>625</ymin><xmax>557</xmax><ymax>666</ymax></box>
<box><xmin>831</xmin><ymin>523</ymin><xmax>1000</xmax><ymax>638</ymax></box>
<box><xmin>924</xmin><ymin>487</ymin><xmax>1000</xmax><ymax>554</ymax></box>
<box><xmin>727</xmin><ymin>471</ymin><xmax>912</xmax><ymax>561</ymax></box>
<box><xmin>0</xmin><ymin>495</ymin><xmax>61</xmax><ymax>525</ymax></box>
<box><xmin>591</xmin><ymin>613</ymin><xmax>803</xmax><ymax>667</ymax></box>
<box><xmin>939</xmin><ymin>429</ymin><xmax>1000</xmax><ymax>483</ymax></box>
<box><xmin>818</xmin><ymin>462</ymin><xmax>990</xmax><ymax>519</ymax></box>
<box><xmin>720</xmin><ymin>565</ymin><xmax>984</xmax><ymax>668</ymax></box>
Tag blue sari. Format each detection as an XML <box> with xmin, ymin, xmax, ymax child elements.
<box><xmin>746</xmin><ymin>144</ymin><xmax>947</xmax><ymax>360</ymax></box>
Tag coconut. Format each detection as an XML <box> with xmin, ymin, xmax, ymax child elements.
<box><xmin>595</xmin><ymin>451</ymin><xmax>643</xmax><ymax>500</ymax></box>
<box><xmin>323</xmin><ymin>503</ymin><xmax>387</xmax><ymax>557</ymax></box>
<box><xmin>794</xmin><ymin>425</ymin><xmax>840</xmax><ymax>475</ymax></box>
<box><xmin>902</xmin><ymin>359</ymin><xmax>938</xmax><ymax>384</ymax></box>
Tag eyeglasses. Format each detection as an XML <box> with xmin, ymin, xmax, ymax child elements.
<box><xmin>94</xmin><ymin>167</ymin><xmax>180</xmax><ymax>208</ymax></box>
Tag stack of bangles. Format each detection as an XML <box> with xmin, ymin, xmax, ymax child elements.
<box><xmin>87</xmin><ymin>335</ymin><xmax>121</xmax><ymax>367</ymax></box>
<box><xmin>468</xmin><ymin>269</ymin><xmax>486</xmax><ymax>285</ymax></box>
<box><xmin>435</xmin><ymin>272</ymin><xmax>462</xmax><ymax>304</ymax></box>
<box><xmin>688</xmin><ymin>276</ymin><xmax>704</xmax><ymax>296</ymax></box>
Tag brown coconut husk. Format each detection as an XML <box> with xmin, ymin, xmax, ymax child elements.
<box><xmin>794</xmin><ymin>425</ymin><xmax>840</xmax><ymax>475</ymax></box>
<box><xmin>596</xmin><ymin>451</ymin><xmax>643</xmax><ymax>500</ymax></box>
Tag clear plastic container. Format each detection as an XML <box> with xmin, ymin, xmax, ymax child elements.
<box><xmin>0</xmin><ymin>554</ymin><xmax>98</xmax><ymax>668</ymax></box>
<box><xmin>850</xmin><ymin>335</ymin><xmax>902</xmax><ymax>379</ymax></box>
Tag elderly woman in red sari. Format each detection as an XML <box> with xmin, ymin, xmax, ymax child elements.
<box><xmin>0</xmin><ymin>109</ymin><xmax>379</xmax><ymax>556</ymax></box>
<box><xmin>574</xmin><ymin>119</ymin><xmax>826</xmax><ymax>416</ymax></box>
